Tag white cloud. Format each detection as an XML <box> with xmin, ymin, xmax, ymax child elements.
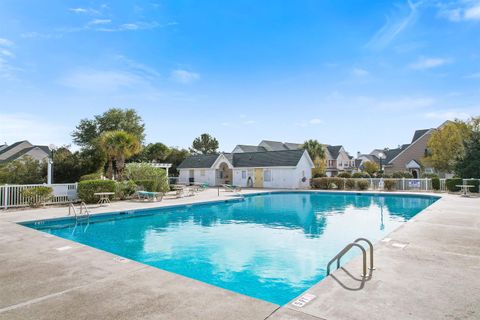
<box><xmin>409</xmin><ymin>57</ymin><xmax>450</xmax><ymax>70</ymax></box>
<box><xmin>170</xmin><ymin>69</ymin><xmax>200</xmax><ymax>84</ymax></box>
<box><xmin>438</xmin><ymin>1</ymin><xmax>480</xmax><ymax>21</ymax></box>
<box><xmin>425</xmin><ymin>110</ymin><xmax>471</xmax><ymax>120</ymax></box>
<box><xmin>366</xmin><ymin>0</ymin><xmax>421</xmax><ymax>50</ymax></box>
<box><xmin>88</xmin><ymin>19</ymin><xmax>111</xmax><ymax>26</ymax></box>
<box><xmin>352</xmin><ymin>68</ymin><xmax>369</xmax><ymax>77</ymax></box>
<box><xmin>69</xmin><ymin>7</ymin><xmax>100</xmax><ymax>15</ymax></box>
<box><xmin>60</xmin><ymin>69</ymin><xmax>144</xmax><ymax>92</ymax></box>
<box><xmin>309</xmin><ymin>118</ymin><xmax>323</xmax><ymax>125</ymax></box>
<box><xmin>0</xmin><ymin>113</ymin><xmax>71</xmax><ymax>146</ymax></box>
<box><xmin>0</xmin><ymin>38</ymin><xmax>13</xmax><ymax>47</ymax></box>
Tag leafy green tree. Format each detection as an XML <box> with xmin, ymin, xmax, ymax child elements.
<box><xmin>0</xmin><ymin>156</ymin><xmax>47</xmax><ymax>184</ymax></box>
<box><xmin>73</xmin><ymin>108</ymin><xmax>145</xmax><ymax>148</ymax></box>
<box><xmin>134</xmin><ymin>143</ymin><xmax>170</xmax><ymax>163</ymax></box>
<box><xmin>165</xmin><ymin>147</ymin><xmax>190</xmax><ymax>175</ymax></box>
<box><xmin>99</xmin><ymin>131</ymin><xmax>142</xmax><ymax>179</ymax></box>
<box><xmin>52</xmin><ymin>146</ymin><xmax>105</xmax><ymax>183</ymax></box>
<box><xmin>363</xmin><ymin>160</ymin><xmax>379</xmax><ymax>176</ymax></box>
<box><xmin>455</xmin><ymin>117</ymin><xmax>480</xmax><ymax>178</ymax></box>
<box><xmin>302</xmin><ymin>139</ymin><xmax>326</xmax><ymax>175</ymax></box>
<box><xmin>191</xmin><ymin>133</ymin><xmax>219</xmax><ymax>154</ymax></box>
<box><xmin>423</xmin><ymin>120</ymin><xmax>470</xmax><ymax>173</ymax></box>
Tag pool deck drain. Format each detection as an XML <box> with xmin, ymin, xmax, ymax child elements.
<box><xmin>0</xmin><ymin>189</ymin><xmax>479</xmax><ymax>319</ymax></box>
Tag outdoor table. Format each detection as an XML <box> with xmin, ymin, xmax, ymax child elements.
<box><xmin>456</xmin><ymin>185</ymin><xmax>475</xmax><ymax>197</ymax></box>
<box><xmin>94</xmin><ymin>192</ymin><xmax>115</xmax><ymax>206</ymax></box>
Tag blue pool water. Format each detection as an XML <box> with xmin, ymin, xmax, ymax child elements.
<box><xmin>24</xmin><ymin>192</ymin><xmax>437</xmax><ymax>305</ymax></box>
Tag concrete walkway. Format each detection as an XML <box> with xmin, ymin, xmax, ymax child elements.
<box><xmin>0</xmin><ymin>190</ymin><xmax>479</xmax><ymax>319</ymax></box>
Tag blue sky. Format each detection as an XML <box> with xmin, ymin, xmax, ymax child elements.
<box><xmin>0</xmin><ymin>0</ymin><xmax>479</xmax><ymax>154</ymax></box>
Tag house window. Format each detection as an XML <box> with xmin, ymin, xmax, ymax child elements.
<box><xmin>264</xmin><ymin>169</ymin><xmax>272</xmax><ymax>182</ymax></box>
<box><xmin>242</xmin><ymin>170</ymin><xmax>247</xmax><ymax>179</ymax></box>
<box><xmin>200</xmin><ymin>170</ymin><xmax>205</xmax><ymax>176</ymax></box>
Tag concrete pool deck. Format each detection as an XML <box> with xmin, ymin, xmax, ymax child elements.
<box><xmin>0</xmin><ymin>189</ymin><xmax>479</xmax><ymax>319</ymax></box>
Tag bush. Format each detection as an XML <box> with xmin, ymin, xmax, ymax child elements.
<box><xmin>383</xmin><ymin>179</ymin><xmax>396</xmax><ymax>191</ymax></box>
<box><xmin>312</xmin><ymin>167</ymin><xmax>326</xmax><ymax>178</ymax></box>
<box><xmin>392</xmin><ymin>171</ymin><xmax>414</xmax><ymax>178</ymax></box>
<box><xmin>312</xmin><ymin>172</ymin><xmax>326</xmax><ymax>178</ymax></box>
<box><xmin>421</xmin><ymin>173</ymin><xmax>439</xmax><ymax>179</ymax></box>
<box><xmin>116</xmin><ymin>180</ymin><xmax>137</xmax><ymax>200</ymax></box>
<box><xmin>357</xmin><ymin>179</ymin><xmax>369</xmax><ymax>191</ymax></box>
<box><xmin>80</xmin><ymin>172</ymin><xmax>102</xmax><ymax>181</ymax></box>
<box><xmin>445</xmin><ymin>178</ymin><xmax>463</xmax><ymax>192</ymax></box>
<box><xmin>330</xmin><ymin>177</ymin><xmax>345</xmax><ymax>190</ymax></box>
<box><xmin>311</xmin><ymin>177</ymin><xmax>331</xmax><ymax>189</ymax></box>
<box><xmin>352</xmin><ymin>172</ymin><xmax>370</xmax><ymax>178</ymax></box>
<box><xmin>125</xmin><ymin>163</ymin><xmax>169</xmax><ymax>192</ymax></box>
<box><xmin>20</xmin><ymin>186</ymin><xmax>53</xmax><ymax>207</ymax></box>
<box><xmin>345</xmin><ymin>178</ymin><xmax>356</xmax><ymax>190</ymax></box>
<box><xmin>337</xmin><ymin>172</ymin><xmax>352</xmax><ymax>178</ymax></box>
<box><xmin>78</xmin><ymin>179</ymin><xmax>116</xmax><ymax>203</ymax></box>
<box><xmin>431</xmin><ymin>177</ymin><xmax>440</xmax><ymax>191</ymax></box>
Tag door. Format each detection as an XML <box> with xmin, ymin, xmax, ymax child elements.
<box><xmin>254</xmin><ymin>168</ymin><xmax>263</xmax><ymax>188</ymax></box>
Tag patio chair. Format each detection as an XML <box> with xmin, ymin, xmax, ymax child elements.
<box><xmin>222</xmin><ymin>184</ymin><xmax>241</xmax><ymax>192</ymax></box>
<box><xmin>136</xmin><ymin>190</ymin><xmax>163</xmax><ymax>202</ymax></box>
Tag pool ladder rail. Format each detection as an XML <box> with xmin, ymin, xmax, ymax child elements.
<box><xmin>326</xmin><ymin>238</ymin><xmax>374</xmax><ymax>278</ymax></box>
<box><xmin>68</xmin><ymin>202</ymin><xmax>90</xmax><ymax>223</ymax></box>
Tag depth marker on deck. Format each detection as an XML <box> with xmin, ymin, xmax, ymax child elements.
<box><xmin>291</xmin><ymin>293</ymin><xmax>316</xmax><ymax>308</ymax></box>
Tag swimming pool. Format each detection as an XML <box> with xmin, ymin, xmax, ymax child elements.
<box><xmin>23</xmin><ymin>192</ymin><xmax>438</xmax><ymax>305</ymax></box>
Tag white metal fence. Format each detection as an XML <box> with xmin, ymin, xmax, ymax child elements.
<box><xmin>0</xmin><ymin>183</ymin><xmax>78</xmax><ymax>209</ymax></box>
<box><xmin>366</xmin><ymin>178</ymin><xmax>432</xmax><ymax>191</ymax></box>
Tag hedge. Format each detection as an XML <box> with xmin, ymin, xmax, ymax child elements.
<box><xmin>78</xmin><ymin>179</ymin><xmax>116</xmax><ymax>203</ymax></box>
<box><xmin>116</xmin><ymin>180</ymin><xmax>137</xmax><ymax>200</ymax></box>
<box><xmin>357</xmin><ymin>179</ymin><xmax>369</xmax><ymax>190</ymax></box>
<box><xmin>463</xmin><ymin>179</ymin><xmax>479</xmax><ymax>193</ymax></box>
<box><xmin>80</xmin><ymin>172</ymin><xmax>102</xmax><ymax>181</ymax></box>
<box><xmin>431</xmin><ymin>178</ymin><xmax>440</xmax><ymax>191</ymax></box>
<box><xmin>345</xmin><ymin>178</ymin><xmax>356</xmax><ymax>190</ymax></box>
<box><xmin>445</xmin><ymin>178</ymin><xmax>463</xmax><ymax>192</ymax></box>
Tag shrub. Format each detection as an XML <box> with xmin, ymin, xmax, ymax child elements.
<box><xmin>312</xmin><ymin>172</ymin><xmax>326</xmax><ymax>178</ymax></box>
<box><xmin>311</xmin><ymin>177</ymin><xmax>330</xmax><ymax>189</ymax></box>
<box><xmin>116</xmin><ymin>180</ymin><xmax>137</xmax><ymax>200</ymax></box>
<box><xmin>352</xmin><ymin>172</ymin><xmax>370</xmax><ymax>178</ymax></box>
<box><xmin>312</xmin><ymin>167</ymin><xmax>326</xmax><ymax>178</ymax></box>
<box><xmin>78</xmin><ymin>179</ymin><xmax>116</xmax><ymax>203</ymax></box>
<box><xmin>330</xmin><ymin>177</ymin><xmax>345</xmax><ymax>190</ymax></box>
<box><xmin>357</xmin><ymin>179</ymin><xmax>369</xmax><ymax>191</ymax></box>
<box><xmin>392</xmin><ymin>171</ymin><xmax>414</xmax><ymax>178</ymax></box>
<box><xmin>463</xmin><ymin>179</ymin><xmax>480</xmax><ymax>193</ymax></box>
<box><xmin>421</xmin><ymin>173</ymin><xmax>439</xmax><ymax>179</ymax></box>
<box><xmin>431</xmin><ymin>178</ymin><xmax>440</xmax><ymax>191</ymax></box>
<box><xmin>445</xmin><ymin>178</ymin><xmax>463</xmax><ymax>192</ymax></box>
<box><xmin>383</xmin><ymin>179</ymin><xmax>396</xmax><ymax>191</ymax></box>
<box><xmin>125</xmin><ymin>163</ymin><xmax>169</xmax><ymax>192</ymax></box>
<box><xmin>80</xmin><ymin>172</ymin><xmax>102</xmax><ymax>181</ymax></box>
<box><xmin>20</xmin><ymin>186</ymin><xmax>53</xmax><ymax>207</ymax></box>
<box><xmin>345</xmin><ymin>178</ymin><xmax>356</xmax><ymax>190</ymax></box>
<box><xmin>337</xmin><ymin>172</ymin><xmax>352</xmax><ymax>178</ymax></box>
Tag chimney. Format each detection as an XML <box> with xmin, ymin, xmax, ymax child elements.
<box><xmin>357</xmin><ymin>151</ymin><xmax>361</xmax><ymax>158</ymax></box>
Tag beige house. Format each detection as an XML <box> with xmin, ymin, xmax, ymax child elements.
<box><xmin>383</xmin><ymin>129</ymin><xmax>435</xmax><ymax>178</ymax></box>
<box><xmin>325</xmin><ymin>145</ymin><xmax>355</xmax><ymax>177</ymax></box>
<box><xmin>0</xmin><ymin>140</ymin><xmax>50</xmax><ymax>164</ymax></box>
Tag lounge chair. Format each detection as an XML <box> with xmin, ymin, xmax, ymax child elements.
<box><xmin>137</xmin><ymin>190</ymin><xmax>163</xmax><ymax>202</ymax></box>
<box><xmin>222</xmin><ymin>184</ymin><xmax>241</xmax><ymax>192</ymax></box>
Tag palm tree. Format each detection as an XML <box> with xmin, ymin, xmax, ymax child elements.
<box><xmin>302</xmin><ymin>139</ymin><xmax>326</xmax><ymax>168</ymax></box>
<box><xmin>99</xmin><ymin>130</ymin><xmax>142</xmax><ymax>179</ymax></box>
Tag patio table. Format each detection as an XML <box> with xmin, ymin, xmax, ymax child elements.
<box><xmin>94</xmin><ymin>192</ymin><xmax>115</xmax><ymax>206</ymax></box>
<box><xmin>456</xmin><ymin>185</ymin><xmax>475</xmax><ymax>197</ymax></box>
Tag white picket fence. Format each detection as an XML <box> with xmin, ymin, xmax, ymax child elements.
<box><xmin>366</xmin><ymin>178</ymin><xmax>432</xmax><ymax>191</ymax></box>
<box><xmin>0</xmin><ymin>183</ymin><xmax>78</xmax><ymax>209</ymax></box>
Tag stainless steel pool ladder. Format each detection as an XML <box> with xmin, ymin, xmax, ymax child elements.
<box><xmin>68</xmin><ymin>202</ymin><xmax>90</xmax><ymax>222</ymax></box>
<box><xmin>326</xmin><ymin>238</ymin><xmax>374</xmax><ymax>278</ymax></box>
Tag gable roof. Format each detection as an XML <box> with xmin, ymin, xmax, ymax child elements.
<box><xmin>178</xmin><ymin>150</ymin><xmax>310</xmax><ymax>169</ymax></box>
<box><xmin>260</xmin><ymin>140</ymin><xmax>289</xmax><ymax>151</ymax></box>
<box><xmin>327</xmin><ymin>145</ymin><xmax>342</xmax><ymax>159</ymax></box>
<box><xmin>0</xmin><ymin>146</ymin><xmax>50</xmax><ymax>164</ymax></box>
<box><xmin>233</xmin><ymin>149</ymin><xmax>307</xmax><ymax>167</ymax></box>
<box><xmin>177</xmin><ymin>154</ymin><xmax>221</xmax><ymax>169</ymax></box>
<box><xmin>384</xmin><ymin>147</ymin><xmax>404</xmax><ymax>164</ymax></box>
<box><xmin>234</xmin><ymin>145</ymin><xmax>268</xmax><ymax>153</ymax></box>
<box><xmin>411</xmin><ymin>129</ymin><xmax>429</xmax><ymax>143</ymax></box>
<box><xmin>0</xmin><ymin>140</ymin><xmax>29</xmax><ymax>157</ymax></box>
<box><xmin>284</xmin><ymin>142</ymin><xmax>302</xmax><ymax>150</ymax></box>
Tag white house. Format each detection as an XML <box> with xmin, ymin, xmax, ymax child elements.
<box><xmin>178</xmin><ymin>149</ymin><xmax>314</xmax><ymax>189</ymax></box>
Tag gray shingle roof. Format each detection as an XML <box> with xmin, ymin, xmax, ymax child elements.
<box><xmin>411</xmin><ymin>129</ymin><xmax>429</xmax><ymax>143</ymax></box>
<box><xmin>327</xmin><ymin>145</ymin><xmax>342</xmax><ymax>159</ymax></box>
<box><xmin>384</xmin><ymin>148</ymin><xmax>404</xmax><ymax>164</ymax></box>
<box><xmin>177</xmin><ymin>149</ymin><xmax>307</xmax><ymax>169</ymax></box>
<box><xmin>260</xmin><ymin>140</ymin><xmax>289</xmax><ymax>151</ymax></box>
<box><xmin>233</xmin><ymin>149</ymin><xmax>306</xmax><ymax>167</ymax></box>
<box><xmin>0</xmin><ymin>140</ymin><xmax>27</xmax><ymax>157</ymax></box>
<box><xmin>284</xmin><ymin>142</ymin><xmax>302</xmax><ymax>150</ymax></box>
<box><xmin>177</xmin><ymin>154</ymin><xmax>221</xmax><ymax>169</ymax></box>
<box><xmin>235</xmin><ymin>145</ymin><xmax>268</xmax><ymax>152</ymax></box>
<box><xmin>0</xmin><ymin>146</ymin><xmax>50</xmax><ymax>164</ymax></box>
